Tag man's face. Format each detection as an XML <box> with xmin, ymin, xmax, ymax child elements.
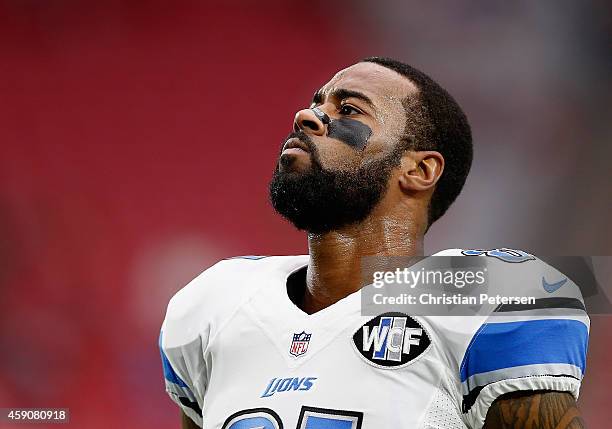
<box><xmin>269</xmin><ymin>62</ymin><xmax>418</xmax><ymax>234</ymax></box>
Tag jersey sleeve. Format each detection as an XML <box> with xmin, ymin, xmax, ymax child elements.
<box><xmin>158</xmin><ymin>256</ymin><xmax>275</xmax><ymax>427</ymax></box>
<box><xmin>159</xmin><ymin>329</ymin><xmax>206</xmax><ymax>427</ymax></box>
<box><xmin>436</xmin><ymin>248</ymin><xmax>590</xmax><ymax>429</ymax></box>
<box><xmin>159</xmin><ymin>262</ymin><xmax>223</xmax><ymax>427</ymax></box>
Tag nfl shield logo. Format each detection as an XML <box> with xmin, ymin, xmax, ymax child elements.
<box><xmin>289</xmin><ymin>331</ymin><xmax>311</xmax><ymax>357</ymax></box>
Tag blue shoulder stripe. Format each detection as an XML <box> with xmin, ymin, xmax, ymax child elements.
<box><xmin>159</xmin><ymin>332</ymin><xmax>188</xmax><ymax>388</ymax></box>
<box><xmin>225</xmin><ymin>255</ymin><xmax>269</xmax><ymax>260</ymax></box>
<box><xmin>460</xmin><ymin>319</ymin><xmax>588</xmax><ymax>383</ymax></box>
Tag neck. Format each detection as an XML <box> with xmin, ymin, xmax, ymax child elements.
<box><xmin>302</xmin><ymin>212</ymin><xmax>424</xmax><ymax>314</ymax></box>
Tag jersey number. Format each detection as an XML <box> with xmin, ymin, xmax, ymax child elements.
<box><xmin>461</xmin><ymin>248</ymin><xmax>535</xmax><ymax>263</ymax></box>
<box><xmin>222</xmin><ymin>406</ymin><xmax>363</xmax><ymax>429</ymax></box>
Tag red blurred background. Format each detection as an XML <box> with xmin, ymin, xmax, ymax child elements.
<box><xmin>0</xmin><ymin>1</ymin><xmax>610</xmax><ymax>428</ymax></box>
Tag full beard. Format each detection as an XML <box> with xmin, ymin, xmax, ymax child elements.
<box><xmin>269</xmin><ymin>132</ymin><xmax>400</xmax><ymax>234</ymax></box>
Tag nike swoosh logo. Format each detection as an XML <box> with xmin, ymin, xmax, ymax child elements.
<box><xmin>542</xmin><ymin>276</ymin><xmax>567</xmax><ymax>293</ymax></box>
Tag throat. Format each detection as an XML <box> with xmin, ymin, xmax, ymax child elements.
<box><xmin>286</xmin><ymin>263</ymin><xmax>364</xmax><ymax>315</ymax></box>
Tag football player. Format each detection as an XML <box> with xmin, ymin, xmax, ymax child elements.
<box><xmin>160</xmin><ymin>57</ymin><xmax>588</xmax><ymax>429</ymax></box>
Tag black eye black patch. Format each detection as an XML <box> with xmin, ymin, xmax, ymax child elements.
<box><xmin>309</xmin><ymin>107</ymin><xmax>373</xmax><ymax>150</ymax></box>
<box><xmin>327</xmin><ymin>117</ymin><xmax>372</xmax><ymax>150</ymax></box>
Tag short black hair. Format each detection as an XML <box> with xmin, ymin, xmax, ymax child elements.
<box><xmin>361</xmin><ymin>57</ymin><xmax>473</xmax><ymax>228</ymax></box>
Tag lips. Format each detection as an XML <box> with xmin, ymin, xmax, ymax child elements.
<box><xmin>282</xmin><ymin>137</ymin><xmax>310</xmax><ymax>154</ymax></box>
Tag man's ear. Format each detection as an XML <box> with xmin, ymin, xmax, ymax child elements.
<box><xmin>398</xmin><ymin>151</ymin><xmax>444</xmax><ymax>193</ymax></box>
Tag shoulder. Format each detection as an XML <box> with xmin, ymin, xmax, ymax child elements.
<box><xmin>434</xmin><ymin>247</ymin><xmax>583</xmax><ymax>296</ymax></box>
<box><xmin>428</xmin><ymin>247</ymin><xmax>588</xmax><ymax>342</ymax></box>
<box><xmin>162</xmin><ymin>255</ymin><xmax>308</xmax><ymax>347</ymax></box>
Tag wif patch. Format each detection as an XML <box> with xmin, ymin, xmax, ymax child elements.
<box><xmin>290</xmin><ymin>331</ymin><xmax>311</xmax><ymax>357</ymax></box>
<box><xmin>352</xmin><ymin>312</ymin><xmax>431</xmax><ymax>368</ymax></box>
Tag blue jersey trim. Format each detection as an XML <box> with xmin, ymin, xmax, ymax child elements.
<box><xmin>159</xmin><ymin>331</ymin><xmax>189</xmax><ymax>388</ymax></box>
<box><xmin>460</xmin><ymin>319</ymin><xmax>588</xmax><ymax>382</ymax></box>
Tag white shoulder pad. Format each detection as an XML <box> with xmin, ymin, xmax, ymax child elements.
<box><xmin>163</xmin><ymin>256</ymin><xmax>300</xmax><ymax>346</ymax></box>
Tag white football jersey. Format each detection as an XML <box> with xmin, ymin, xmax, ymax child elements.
<box><xmin>159</xmin><ymin>249</ymin><xmax>589</xmax><ymax>429</ymax></box>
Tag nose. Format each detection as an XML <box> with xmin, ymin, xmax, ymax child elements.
<box><xmin>293</xmin><ymin>108</ymin><xmax>329</xmax><ymax>135</ymax></box>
